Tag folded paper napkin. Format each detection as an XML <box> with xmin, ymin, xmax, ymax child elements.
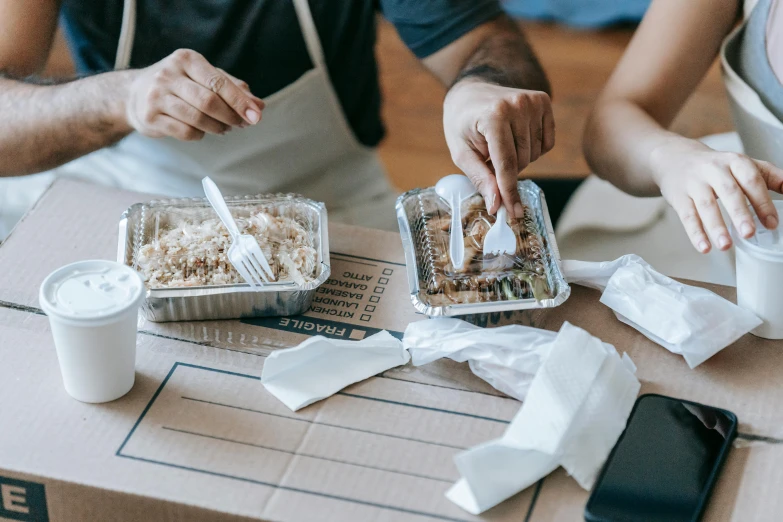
<box><xmin>261</xmin><ymin>331</ymin><xmax>409</xmax><ymax>411</ymax></box>
<box><xmin>563</xmin><ymin>255</ymin><xmax>761</xmax><ymax>368</ymax></box>
<box><xmin>446</xmin><ymin>322</ymin><xmax>640</xmax><ymax>515</ymax></box>
<box><xmin>403</xmin><ymin>318</ymin><xmax>556</xmax><ymax>401</ymax></box>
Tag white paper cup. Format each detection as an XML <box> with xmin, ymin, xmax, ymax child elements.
<box><xmin>733</xmin><ymin>201</ymin><xmax>783</xmax><ymax>339</ymax></box>
<box><xmin>39</xmin><ymin>260</ymin><xmax>144</xmax><ymax>403</ymax></box>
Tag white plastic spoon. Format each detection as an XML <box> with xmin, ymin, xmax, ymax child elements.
<box><xmin>435</xmin><ymin>174</ymin><xmax>477</xmax><ymax>270</ymax></box>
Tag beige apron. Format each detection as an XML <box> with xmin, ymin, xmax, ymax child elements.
<box><xmin>0</xmin><ymin>0</ymin><xmax>399</xmax><ymax>239</ymax></box>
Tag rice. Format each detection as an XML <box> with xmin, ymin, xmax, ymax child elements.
<box><xmin>137</xmin><ymin>211</ymin><xmax>318</xmax><ymax>288</ymax></box>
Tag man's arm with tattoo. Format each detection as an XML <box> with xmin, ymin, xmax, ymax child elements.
<box><xmin>423</xmin><ymin>15</ymin><xmax>555</xmax><ymax>216</ymax></box>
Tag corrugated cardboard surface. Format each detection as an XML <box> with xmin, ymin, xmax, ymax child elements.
<box><xmin>1</xmin><ymin>179</ymin><xmax>782</xmax><ymax>521</ymax></box>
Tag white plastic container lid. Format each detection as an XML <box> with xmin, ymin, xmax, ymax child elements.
<box><xmin>731</xmin><ymin>201</ymin><xmax>783</xmax><ymax>261</ymax></box>
<box><xmin>39</xmin><ymin>260</ymin><xmax>144</xmax><ymax>326</ymax></box>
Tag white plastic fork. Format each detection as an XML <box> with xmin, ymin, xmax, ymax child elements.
<box><xmin>202</xmin><ymin>177</ymin><xmax>275</xmax><ymax>288</ymax></box>
<box><xmin>483</xmin><ymin>206</ymin><xmax>517</xmax><ymax>257</ymax></box>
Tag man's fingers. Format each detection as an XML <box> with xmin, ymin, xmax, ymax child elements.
<box><xmin>528</xmin><ymin>118</ymin><xmax>542</xmax><ymax>164</ymax></box>
<box><xmin>164</xmin><ymin>94</ymin><xmax>230</xmax><ymax>135</ymax></box>
<box><xmin>453</xmin><ymin>148</ymin><xmax>501</xmax><ymax>214</ymax></box>
<box><xmin>217</xmin><ymin>68</ymin><xmax>250</xmax><ymax>91</ymax></box>
<box><xmin>730</xmin><ymin>157</ymin><xmax>777</xmax><ymax>232</ymax></box>
<box><xmin>217</xmin><ymin>68</ymin><xmax>264</xmax><ymax>104</ymax></box>
<box><xmin>673</xmin><ymin>198</ymin><xmax>711</xmax><ymax>253</ymax></box>
<box><xmin>541</xmin><ymin>99</ymin><xmax>555</xmax><ymax>154</ymax></box>
<box><xmin>485</xmin><ymin>121</ymin><xmax>523</xmax><ymax>217</ymax></box>
<box><xmin>154</xmin><ymin>114</ymin><xmax>206</xmax><ymax>142</ymax></box>
<box><xmin>510</xmin><ymin>116</ymin><xmax>532</xmax><ymax>169</ymax></box>
<box><xmin>712</xmin><ymin>169</ymin><xmax>756</xmax><ymax>239</ymax></box>
<box><xmin>172</xmin><ymin>79</ymin><xmax>245</xmax><ymax>127</ymax></box>
<box><xmin>177</xmin><ymin>50</ymin><xmax>263</xmax><ymax>124</ymax></box>
<box><xmin>692</xmin><ymin>188</ymin><xmax>732</xmax><ymax>250</ymax></box>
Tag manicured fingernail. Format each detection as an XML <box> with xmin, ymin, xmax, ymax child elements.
<box><xmin>767</xmin><ymin>215</ymin><xmax>779</xmax><ymax>229</ymax></box>
<box><xmin>513</xmin><ymin>202</ymin><xmax>524</xmax><ymax>218</ymax></box>
<box><xmin>698</xmin><ymin>240</ymin><xmax>710</xmax><ymax>253</ymax></box>
<box><xmin>741</xmin><ymin>222</ymin><xmax>754</xmax><ymax>237</ymax></box>
<box><xmin>718</xmin><ymin>235</ymin><xmax>731</xmax><ymax>249</ymax></box>
<box><xmin>245</xmin><ymin>109</ymin><xmax>260</xmax><ymax>124</ymax></box>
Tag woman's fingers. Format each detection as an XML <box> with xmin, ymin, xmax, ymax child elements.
<box><xmin>672</xmin><ymin>197</ymin><xmax>711</xmax><ymax>253</ymax></box>
<box><xmin>729</xmin><ymin>157</ymin><xmax>777</xmax><ymax>231</ymax></box>
<box><xmin>691</xmin><ymin>187</ymin><xmax>732</xmax><ymax>250</ymax></box>
<box><xmin>753</xmin><ymin>159</ymin><xmax>783</xmax><ymax>228</ymax></box>
<box><xmin>711</xmin><ymin>168</ymin><xmax>756</xmax><ymax>239</ymax></box>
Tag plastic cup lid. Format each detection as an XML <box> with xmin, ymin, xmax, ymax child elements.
<box><xmin>39</xmin><ymin>260</ymin><xmax>144</xmax><ymax>326</ymax></box>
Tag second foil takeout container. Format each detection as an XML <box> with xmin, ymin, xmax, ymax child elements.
<box><xmin>396</xmin><ymin>180</ymin><xmax>570</xmax><ymax>317</ymax></box>
<box><xmin>118</xmin><ymin>194</ymin><xmax>330</xmax><ymax>322</ymax></box>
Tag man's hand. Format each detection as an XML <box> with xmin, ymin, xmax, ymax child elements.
<box><xmin>651</xmin><ymin>138</ymin><xmax>783</xmax><ymax>253</ymax></box>
<box><xmin>125</xmin><ymin>49</ymin><xmax>264</xmax><ymax>141</ymax></box>
<box><xmin>444</xmin><ymin>79</ymin><xmax>554</xmax><ymax>217</ymax></box>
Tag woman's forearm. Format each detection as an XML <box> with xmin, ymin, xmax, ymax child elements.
<box><xmin>583</xmin><ymin>98</ymin><xmax>697</xmax><ymax>196</ymax></box>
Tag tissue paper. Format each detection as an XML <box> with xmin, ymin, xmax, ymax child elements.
<box><xmin>564</xmin><ymin>255</ymin><xmax>761</xmax><ymax>368</ymax></box>
<box><xmin>446</xmin><ymin>322</ymin><xmax>640</xmax><ymax>515</ymax></box>
<box><xmin>262</xmin><ymin>331</ymin><xmax>410</xmax><ymax>411</ymax></box>
<box><xmin>403</xmin><ymin>318</ymin><xmax>555</xmax><ymax>401</ymax></box>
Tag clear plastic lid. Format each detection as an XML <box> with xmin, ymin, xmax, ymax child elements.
<box><xmin>397</xmin><ymin>180</ymin><xmax>570</xmax><ymax>316</ymax></box>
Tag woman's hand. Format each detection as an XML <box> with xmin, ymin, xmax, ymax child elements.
<box><xmin>125</xmin><ymin>49</ymin><xmax>264</xmax><ymax>141</ymax></box>
<box><xmin>651</xmin><ymin>138</ymin><xmax>783</xmax><ymax>253</ymax></box>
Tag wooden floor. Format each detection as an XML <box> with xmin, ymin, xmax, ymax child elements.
<box><xmin>376</xmin><ymin>19</ymin><xmax>734</xmax><ymax>191</ymax></box>
<box><xmin>44</xmin><ymin>18</ymin><xmax>734</xmax><ymax>191</ymax></box>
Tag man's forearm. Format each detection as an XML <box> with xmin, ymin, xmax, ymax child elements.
<box><xmin>451</xmin><ymin>16</ymin><xmax>551</xmax><ymax>95</ymax></box>
<box><xmin>0</xmin><ymin>72</ymin><xmax>132</xmax><ymax>177</ymax></box>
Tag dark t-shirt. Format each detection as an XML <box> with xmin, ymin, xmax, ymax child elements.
<box><xmin>60</xmin><ymin>0</ymin><xmax>503</xmax><ymax>147</ymax></box>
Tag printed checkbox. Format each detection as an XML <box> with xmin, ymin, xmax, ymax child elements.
<box><xmin>370</xmin><ymin>296</ymin><xmax>380</xmax><ymax>303</ymax></box>
<box><xmin>349</xmin><ymin>329</ymin><xmax>366</xmax><ymax>340</ymax></box>
<box><xmin>382</xmin><ymin>268</ymin><xmax>393</xmax><ymax>275</ymax></box>
<box><xmin>365</xmin><ymin>305</ymin><xmax>376</xmax><ymax>312</ymax></box>
<box><xmin>378</xmin><ymin>277</ymin><xmax>389</xmax><ymax>285</ymax></box>
<box><xmin>360</xmin><ymin>314</ymin><xmax>371</xmax><ymax>322</ymax></box>
<box><xmin>374</xmin><ymin>286</ymin><xmax>385</xmax><ymax>294</ymax></box>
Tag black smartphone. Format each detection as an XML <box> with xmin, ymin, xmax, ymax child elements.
<box><xmin>584</xmin><ymin>394</ymin><xmax>737</xmax><ymax>522</ymax></box>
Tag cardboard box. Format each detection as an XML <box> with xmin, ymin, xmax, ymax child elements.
<box><xmin>1</xmin><ymin>179</ymin><xmax>781</xmax><ymax>521</ymax></box>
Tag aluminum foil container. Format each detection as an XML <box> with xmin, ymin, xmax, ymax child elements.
<box><xmin>396</xmin><ymin>180</ymin><xmax>569</xmax><ymax>317</ymax></box>
<box><xmin>118</xmin><ymin>194</ymin><xmax>330</xmax><ymax>322</ymax></box>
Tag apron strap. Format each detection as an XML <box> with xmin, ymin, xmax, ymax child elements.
<box><xmin>115</xmin><ymin>0</ymin><xmax>325</xmax><ymax>72</ymax></box>
<box><xmin>292</xmin><ymin>0</ymin><xmax>327</xmax><ymax>69</ymax></box>
<box><xmin>114</xmin><ymin>0</ymin><xmax>136</xmax><ymax>70</ymax></box>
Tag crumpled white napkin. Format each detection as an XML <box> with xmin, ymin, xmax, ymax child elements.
<box><xmin>446</xmin><ymin>322</ymin><xmax>640</xmax><ymax>515</ymax></box>
<box><xmin>262</xmin><ymin>331</ymin><xmax>410</xmax><ymax>411</ymax></box>
<box><xmin>563</xmin><ymin>254</ymin><xmax>761</xmax><ymax>368</ymax></box>
<box><xmin>403</xmin><ymin>318</ymin><xmax>555</xmax><ymax>401</ymax></box>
